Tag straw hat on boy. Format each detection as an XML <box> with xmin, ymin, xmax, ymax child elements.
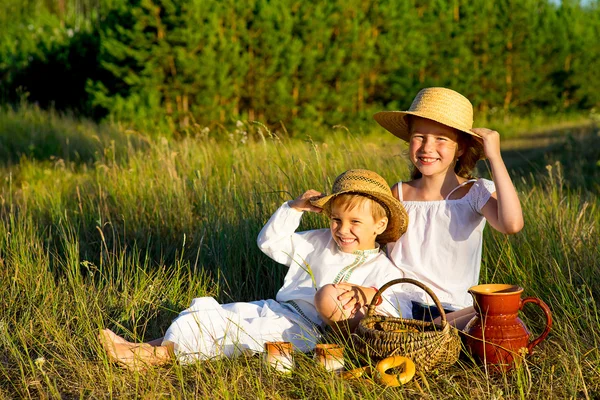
<box><xmin>373</xmin><ymin>87</ymin><xmax>482</xmax><ymax>143</ymax></box>
<box><xmin>310</xmin><ymin>169</ymin><xmax>408</xmax><ymax>244</ymax></box>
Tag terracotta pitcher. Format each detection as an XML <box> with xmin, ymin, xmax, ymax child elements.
<box><xmin>464</xmin><ymin>284</ymin><xmax>552</xmax><ymax>371</ymax></box>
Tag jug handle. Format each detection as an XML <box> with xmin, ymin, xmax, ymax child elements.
<box><xmin>520</xmin><ymin>297</ymin><xmax>552</xmax><ymax>353</ymax></box>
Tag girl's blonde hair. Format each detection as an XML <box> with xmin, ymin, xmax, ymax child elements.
<box><xmin>407</xmin><ymin>115</ymin><xmax>484</xmax><ymax>180</ymax></box>
<box><xmin>329</xmin><ymin>194</ymin><xmax>387</xmax><ymax>222</ymax></box>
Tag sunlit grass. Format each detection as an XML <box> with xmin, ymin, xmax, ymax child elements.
<box><xmin>0</xmin><ymin>108</ymin><xmax>599</xmax><ymax>398</ymax></box>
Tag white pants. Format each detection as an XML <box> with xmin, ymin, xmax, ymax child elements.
<box><xmin>162</xmin><ymin>297</ymin><xmax>321</xmax><ymax>364</ymax></box>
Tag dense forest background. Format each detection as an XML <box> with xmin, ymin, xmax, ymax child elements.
<box><xmin>1</xmin><ymin>0</ymin><xmax>599</xmax><ymax>134</ymax></box>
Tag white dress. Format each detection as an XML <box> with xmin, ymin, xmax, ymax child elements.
<box><xmin>386</xmin><ymin>178</ymin><xmax>496</xmax><ymax>310</ymax></box>
<box><xmin>163</xmin><ymin>202</ymin><xmax>411</xmax><ymax>364</ymax></box>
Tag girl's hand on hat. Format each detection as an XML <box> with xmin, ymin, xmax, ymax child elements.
<box><xmin>471</xmin><ymin>128</ymin><xmax>502</xmax><ymax>162</ymax></box>
<box><xmin>289</xmin><ymin>190</ymin><xmax>324</xmax><ymax>213</ymax></box>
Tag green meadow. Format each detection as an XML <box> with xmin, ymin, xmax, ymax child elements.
<box><xmin>1</xmin><ymin>106</ymin><xmax>599</xmax><ymax>399</ymax></box>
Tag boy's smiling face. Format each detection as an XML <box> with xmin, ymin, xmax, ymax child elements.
<box><xmin>329</xmin><ymin>196</ymin><xmax>388</xmax><ymax>253</ymax></box>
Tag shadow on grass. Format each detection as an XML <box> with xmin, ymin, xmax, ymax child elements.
<box><xmin>28</xmin><ymin>207</ymin><xmax>286</xmax><ymax>304</ymax></box>
<box><xmin>477</xmin><ymin>123</ymin><xmax>600</xmax><ymax>193</ymax></box>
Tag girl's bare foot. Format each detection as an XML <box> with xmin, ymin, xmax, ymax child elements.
<box><xmin>98</xmin><ymin>329</ymin><xmax>171</xmax><ymax>371</ymax></box>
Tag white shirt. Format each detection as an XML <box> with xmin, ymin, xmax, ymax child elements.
<box><xmin>387</xmin><ymin>178</ymin><xmax>496</xmax><ymax>309</ymax></box>
<box><xmin>257</xmin><ymin>202</ymin><xmax>412</xmax><ymax>325</ymax></box>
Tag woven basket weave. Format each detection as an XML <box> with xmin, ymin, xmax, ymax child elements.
<box><xmin>352</xmin><ymin>278</ymin><xmax>461</xmax><ymax>373</ymax></box>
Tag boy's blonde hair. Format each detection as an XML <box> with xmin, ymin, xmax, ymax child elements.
<box><xmin>328</xmin><ymin>193</ymin><xmax>387</xmax><ymax>222</ymax></box>
<box><xmin>310</xmin><ymin>169</ymin><xmax>408</xmax><ymax>242</ymax></box>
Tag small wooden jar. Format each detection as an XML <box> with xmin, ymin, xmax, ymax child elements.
<box><xmin>263</xmin><ymin>341</ymin><xmax>294</xmax><ymax>373</ymax></box>
<box><xmin>314</xmin><ymin>344</ymin><xmax>345</xmax><ymax>372</ymax></box>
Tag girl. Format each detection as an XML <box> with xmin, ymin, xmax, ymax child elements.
<box><xmin>98</xmin><ymin>169</ymin><xmax>411</xmax><ymax>369</ymax></box>
<box><xmin>374</xmin><ymin>87</ymin><xmax>524</xmax><ymax>328</ymax></box>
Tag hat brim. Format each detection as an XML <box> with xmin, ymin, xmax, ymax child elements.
<box><xmin>373</xmin><ymin>111</ymin><xmax>483</xmax><ymax>143</ymax></box>
<box><xmin>310</xmin><ymin>190</ymin><xmax>408</xmax><ymax>244</ymax></box>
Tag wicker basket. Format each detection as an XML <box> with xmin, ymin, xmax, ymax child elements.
<box><xmin>352</xmin><ymin>278</ymin><xmax>461</xmax><ymax>373</ymax></box>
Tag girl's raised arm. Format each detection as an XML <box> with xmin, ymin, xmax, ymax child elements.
<box><xmin>473</xmin><ymin>128</ymin><xmax>524</xmax><ymax>234</ymax></box>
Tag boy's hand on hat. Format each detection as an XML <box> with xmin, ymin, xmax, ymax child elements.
<box><xmin>289</xmin><ymin>190</ymin><xmax>324</xmax><ymax>213</ymax></box>
<box><xmin>471</xmin><ymin>128</ymin><xmax>502</xmax><ymax>162</ymax></box>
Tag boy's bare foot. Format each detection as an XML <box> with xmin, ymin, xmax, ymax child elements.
<box><xmin>98</xmin><ymin>329</ymin><xmax>171</xmax><ymax>371</ymax></box>
<box><xmin>100</xmin><ymin>328</ymin><xmax>131</xmax><ymax>345</ymax></box>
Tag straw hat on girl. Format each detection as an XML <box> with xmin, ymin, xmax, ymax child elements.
<box><xmin>310</xmin><ymin>169</ymin><xmax>408</xmax><ymax>244</ymax></box>
<box><xmin>373</xmin><ymin>87</ymin><xmax>483</xmax><ymax>144</ymax></box>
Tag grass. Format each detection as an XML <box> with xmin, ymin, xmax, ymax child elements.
<box><xmin>0</xmin><ymin>107</ymin><xmax>599</xmax><ymax>398</ymax></box>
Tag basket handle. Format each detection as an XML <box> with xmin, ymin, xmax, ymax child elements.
<box><xmin>367</xmin><ymin>278</ymin><xmax>449</xmax><ymax>327</ymax></box>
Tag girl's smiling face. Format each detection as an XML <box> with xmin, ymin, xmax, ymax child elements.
<box><xmin>408</xmin><ymin>117</ymin><xmax>463</xmax><ymax>177</ymax></box>
<box><xmin>329</xmin><ymin>197</ymin><xmax>388</xmax><ymax>253</ymax></box>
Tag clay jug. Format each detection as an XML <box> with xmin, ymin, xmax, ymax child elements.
<box><xmin>464</xmin><ymin>284</ymin><xmax>552</xmax><ymax>371</ymax></box>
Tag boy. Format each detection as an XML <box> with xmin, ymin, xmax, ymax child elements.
<box><xmin>99</xmin><ymin>169</ymin><xmax>411</xmax><ymax>369</ymax></box>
